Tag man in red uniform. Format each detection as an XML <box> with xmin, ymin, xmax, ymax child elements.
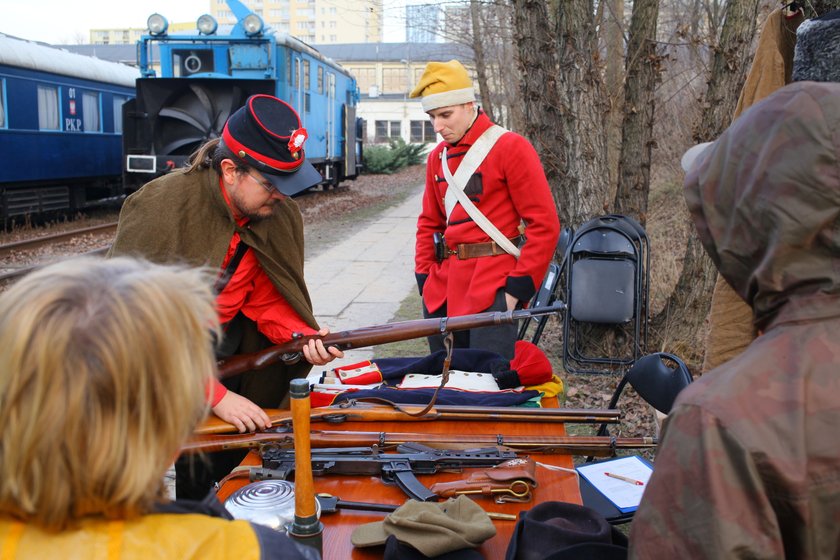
<box><xmin>410</xmin><ymin>60</ymin><xmax>560</xmax><ymax>359</ymax></box>
<box><xmin>110</xmin><ymin>95</ymin><xmax>342</xmax><ymax>498</ymax></box>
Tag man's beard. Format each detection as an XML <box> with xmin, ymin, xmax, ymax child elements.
<box><xmin>231</xmin><ymin>193</ymin><xmax>281</xmax><ymax>221</ymax></box>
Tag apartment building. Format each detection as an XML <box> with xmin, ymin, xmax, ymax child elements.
<box><xmin>88</xmin><ymin>2</ymin><xmax>382</xmax><ymax>46</ymax></box>
<box><xmin>210</xmin><ymin>0</ymin><xmax>383</xmax><ymax>44</ymax></box>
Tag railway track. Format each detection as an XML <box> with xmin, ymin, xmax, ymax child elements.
<box><xmin>0</xmin><ymin>222</ymin><xmax>118</xmax><ymax>259</ymax></box>
<box><xmin>0</xmin><ymin>222</ymin><xmax>117</xmax><ymax>286</ymax></box>
<box><xmin>0</xmin><ymin>247</ymin><xmax>111</xmax><ymax>284</ymax></box>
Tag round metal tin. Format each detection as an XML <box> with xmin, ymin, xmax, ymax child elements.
<box><xmin>224</xmin><ymin>480</ymin><xmax>320</xmax><ymax>531</ymax></box>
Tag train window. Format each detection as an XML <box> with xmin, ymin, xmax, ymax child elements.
<box><xmin>0</xmin><ymin>80</ymin><xmax>5</xmax><ymax>128</ymax></box>
<box><xmin>303</xmin><ymin>60</ymin><xmax>310</xmax><ymax>90</ymax></box>
<box><xmin>317</xmin><ymin>67</ymin><xmax>324</xmax><ymax>94</ymax></box>
<box><xmin>82</xmin><ymin>92</ymin><xmax>101</xmax><ymax>132</ymax></box>
<box><xmin>37</xmin><ymin>86</ymin><xmax>60</xmax><ymax>131</ymax></box>
<box><xmin>286</xmin><ymin>51</ymin><xmax>292</xmax><ymax>83</ymax></box>
<box><xmin>113</xmin><ymin>96</ymin><xmax>126</xmax><ymax>133</ymax></box>
<box><xmin>305</xmin><ymin>93</ymin><xmax>311</xmax><ymax>113</ymax></box>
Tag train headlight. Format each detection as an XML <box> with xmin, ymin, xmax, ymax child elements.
<box><xmin>243</xmin><ymin>14</ymin><xmax>264</xmax><ymax>36</ymax></box>
<box><xmin>197</xmin><ymin>14</ymin><xmax>218</xmax><ymax>35</ymax></box>
<box><xmin>147</xmin><ymin>13</ymin><xmax>169</xmax><ymax>36</ymax></box>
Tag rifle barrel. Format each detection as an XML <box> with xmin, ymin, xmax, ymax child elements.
<box><xmin>217</xmin><ymin>303</ymin><xmax>565</xmax><ymax>379</ymax></box>
<box><xmin>183</xmin><ymin>429</ymin><xmax>656</xmax><ymax>457</ymax></box>
<box><xmin>194</xmin><ymin>403</ymin><xmax>620</xmax><ymax>435</ymax></box>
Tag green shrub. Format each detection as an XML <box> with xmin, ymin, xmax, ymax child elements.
<box><xmin>362</xmin><ymin>144</ymin><xmax>398</xmax><ymax>174</ymax></box>
<box><xmin>363</xmin><ymin>138</ymin><xmax>427</xmax><ymax>174</ymax></box>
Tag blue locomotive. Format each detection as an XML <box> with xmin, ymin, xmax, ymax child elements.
<box><xmin>123</xmin><ymin>0</ymin><xmax>362</xmax><ymax>192</ymax></box>
<box><xmin>0</xmin><ymin>33</ymin><xmax>137</xmax><ymax>220</ymax></box>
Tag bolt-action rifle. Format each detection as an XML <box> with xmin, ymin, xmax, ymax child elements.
<box><xmin>194</xmin><ymin>401</ymin><xmax>620</xmax><ymax>435</ymax></box>
<box><xmin>217</xmin><ymin>302</ymin><xmax>565</xmax><ymax>379</ymax></box>
<box><xmin>183</xmin><ymin>429</ymin><xmax>656</xmax><ymax>457</ymax></box>
<box><xmin>254</xmin><ymin>442</ymin><xmax>519</xmax><ymax>502</ymax></box>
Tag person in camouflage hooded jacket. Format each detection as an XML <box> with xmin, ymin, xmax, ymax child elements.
<box><xmin>629</xmin><ymin>80</ymin><xmax>840</xmax><ymax>558</ymax></box>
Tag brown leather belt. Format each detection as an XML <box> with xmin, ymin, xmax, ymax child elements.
<box><xmin>444</xmin><ymin>236</ymin><xmax>523</xmax><ymax>260</ymax></box>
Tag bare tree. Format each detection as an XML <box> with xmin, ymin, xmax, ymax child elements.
<box><xmin>601</xmin><ymin>0</ymin><xmax>625</xmax><ymax>198</ymax></box>
<box><xmin>423</xmin><ymin>2</ymin><xmax>521</xmax><ymax>128</ymax></box>
<box><xmin>650</xmin><ymin>0</ymin><xmax>763</xmax><ymax>360</ymax></box>
<box><xmin>470</xmin><ymin>0</ymin><xmax>496</xmax><ymax>121</ymax></box>
<box><xmin>509</xmin><ymin>0</ymin><xmax>571</xmax><ymax>229</ymax></box>
<box><xmin>554</xmin><ymin>0</ymin><xmax>610</xmax><ymax>227</ymax></box>
<box><xmin>613</xmin><ymin>0</ymin><xmax>662</xmax><ymax>225</ymax></box>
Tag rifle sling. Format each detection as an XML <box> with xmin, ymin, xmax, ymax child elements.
<box><xmin>345</xmin><ymin>333</ymin><xmax>454</xmax><ymax>419</ymax></box>
<box><xmin>213</xmin><ymin>239</ymin><xmax>250</xmax><ymax>295</ymax></box>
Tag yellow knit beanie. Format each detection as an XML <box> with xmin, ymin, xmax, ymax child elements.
<box><xmin>409</xmin><ymin>60</ymin><xmax>475</xmax><ymax>112</ymax></box>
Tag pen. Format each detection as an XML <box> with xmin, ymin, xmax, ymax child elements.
<box><xmin>604</xmin><ymin>472</ymin><xmax>644</xmax><ymax>486</ymax></box>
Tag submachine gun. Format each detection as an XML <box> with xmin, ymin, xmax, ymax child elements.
<box><xmin>254</xmin><ymin>443</ymin><xmax>518</xmax><ymax>502</ymax></box>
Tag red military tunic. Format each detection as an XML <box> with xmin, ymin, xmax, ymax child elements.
<box><xmin>415</xmin><ymin>111</ymin><xmax>560</xmax><ymax>315</ymax></box>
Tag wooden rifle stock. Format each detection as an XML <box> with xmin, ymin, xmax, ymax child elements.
<box><xmin>183</xmin><ymin>429</ymin><xmax>657</xmax><ymax>457</ymax></box>
<box><xmin>194</xmin><ymin>402</ymin><xmax>620</xmax><ymax>435</ymax></box>
<box><xmin>217</xmin><ymin>302</ymin><xmax>565</xmax><ymax>379</ymax></box>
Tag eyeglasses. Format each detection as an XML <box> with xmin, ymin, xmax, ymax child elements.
<box><xmin>246</xmin><ymin>170</ymin><xmax>278</xmax><ymax>195</ymax></box>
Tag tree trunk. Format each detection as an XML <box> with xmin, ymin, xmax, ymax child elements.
<box><xmin>650</xmin><ymin>0</ymin><xmax>763</xmax><ymax>365</ymax></box>
<box><xmin>494</xmin><ymin>3</ymin><xmax>526</xmax><ymax>130</ymax></box>
<box><xmin>695</xmin><ymin>0</ymin><xmax>762</xmax><ymax>142</ymax></box>
<box><xmin>470</xmin><ymin>0</ymin><xmax>495</xmax><ymax>122</ymax></box>
<box><xmin>603</xmin><ymin>0</ymin><xmax>625</xmax><ymax>202</ymax></box>
<box><xmin>554</xmin><ymin>0</ymin><xmax>610</xmax><ymax>227</ymax></box>
<box><xmin>613</xmin><ymin>0</ymin><xmax>661</xmax><ymax>226</ymax></box>
<box><xmin>510</xmin><ymin>0</ymin><xmax>569</xmax><ymax>229</ymax></box>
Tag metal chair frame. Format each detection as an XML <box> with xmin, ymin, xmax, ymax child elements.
<box><xmin>562</xmin><ymin>215</ymin><xmax>650</xmax><ymax>375</ymax></box>
<box><xmin>517</xmin><ymin>227</ymin><xmax>573</xmax><ymax>345</ymax></box>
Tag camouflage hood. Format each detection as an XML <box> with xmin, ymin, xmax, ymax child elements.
<box><xmin>684</xmin><ymin>81</ymin><xmax>840</xmax><ymax>331</ymax></box>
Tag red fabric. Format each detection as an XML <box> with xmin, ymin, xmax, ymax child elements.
<box><xmin>210</xmin><ymin>179</ymin><xmax>315</xmax><ymax>407</ymax></box>
<box><xmin>510</xmin><ymin>340</ymin><xmax>553</xmax><ymax>386</ymax></box>
<box><xmin>209</xmin><ymin>379</ymin><xmax>228</xmax><ymax>408</ymax></box>
<box><xmin>415</xmin><ymin>112</ymin><xmax>560</xmax><ymax>315</ymax></box>
<box><xmin>216</xmin><ymin>240</ymin><xmax>313</xmax><ymax>340</ymax></box>
<box><xmin>332</xmin><ymin>360</ymin><xmax>384</xmax><ymax>385</ymax></box>
<box><xmin>311</xmin><ymin>390</ymin><xmax>346</xmax><ymax>408</ymax></box>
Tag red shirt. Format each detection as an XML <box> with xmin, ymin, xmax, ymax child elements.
<box><xmin>210</xmin><ymin>181</ymin><xmax>315</xmax><ymax>406</ymax></box>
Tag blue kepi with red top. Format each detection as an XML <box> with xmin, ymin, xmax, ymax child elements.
<box><xmin>221</xmin><ymin>94</ymin><xmax>323</xmax><ymax>196</ymax></box>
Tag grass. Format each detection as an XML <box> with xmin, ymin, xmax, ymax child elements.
<box><xmin>371</xmin><ymin>289</ymin><xmax>430</xmax><ymax>358</ymax></box>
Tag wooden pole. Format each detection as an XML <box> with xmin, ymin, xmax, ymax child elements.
<box><xmin>286</xmin><ymin>379</ymin><xmax>324</xmax><ymax>553</ymax></box>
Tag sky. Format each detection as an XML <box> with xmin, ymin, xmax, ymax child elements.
<box><xmin>1</xmin><ymin>0</ymin><xmax>433</xmax><ymax>45</ymax></box>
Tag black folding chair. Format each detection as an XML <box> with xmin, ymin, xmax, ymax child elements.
<box><xmin>562</xmin><ymin>215</ymin><xmax>650</xmax><ymax>374</ymax></box>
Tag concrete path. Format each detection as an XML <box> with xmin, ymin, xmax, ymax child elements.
<box><xmin>304</xmin><ymin>186</ymin><xmax>424</xmax><ymax>366</ymax></box>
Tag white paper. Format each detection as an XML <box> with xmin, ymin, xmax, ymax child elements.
<box><xmin>397</xmin><ymin>370</ymin><xmax>505</xmax><ymax>392</ymax></box>
<box><xmin>576</xmin><ymin>456</ymin><xmax>652</xmax><ymax>511</ymax></box>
